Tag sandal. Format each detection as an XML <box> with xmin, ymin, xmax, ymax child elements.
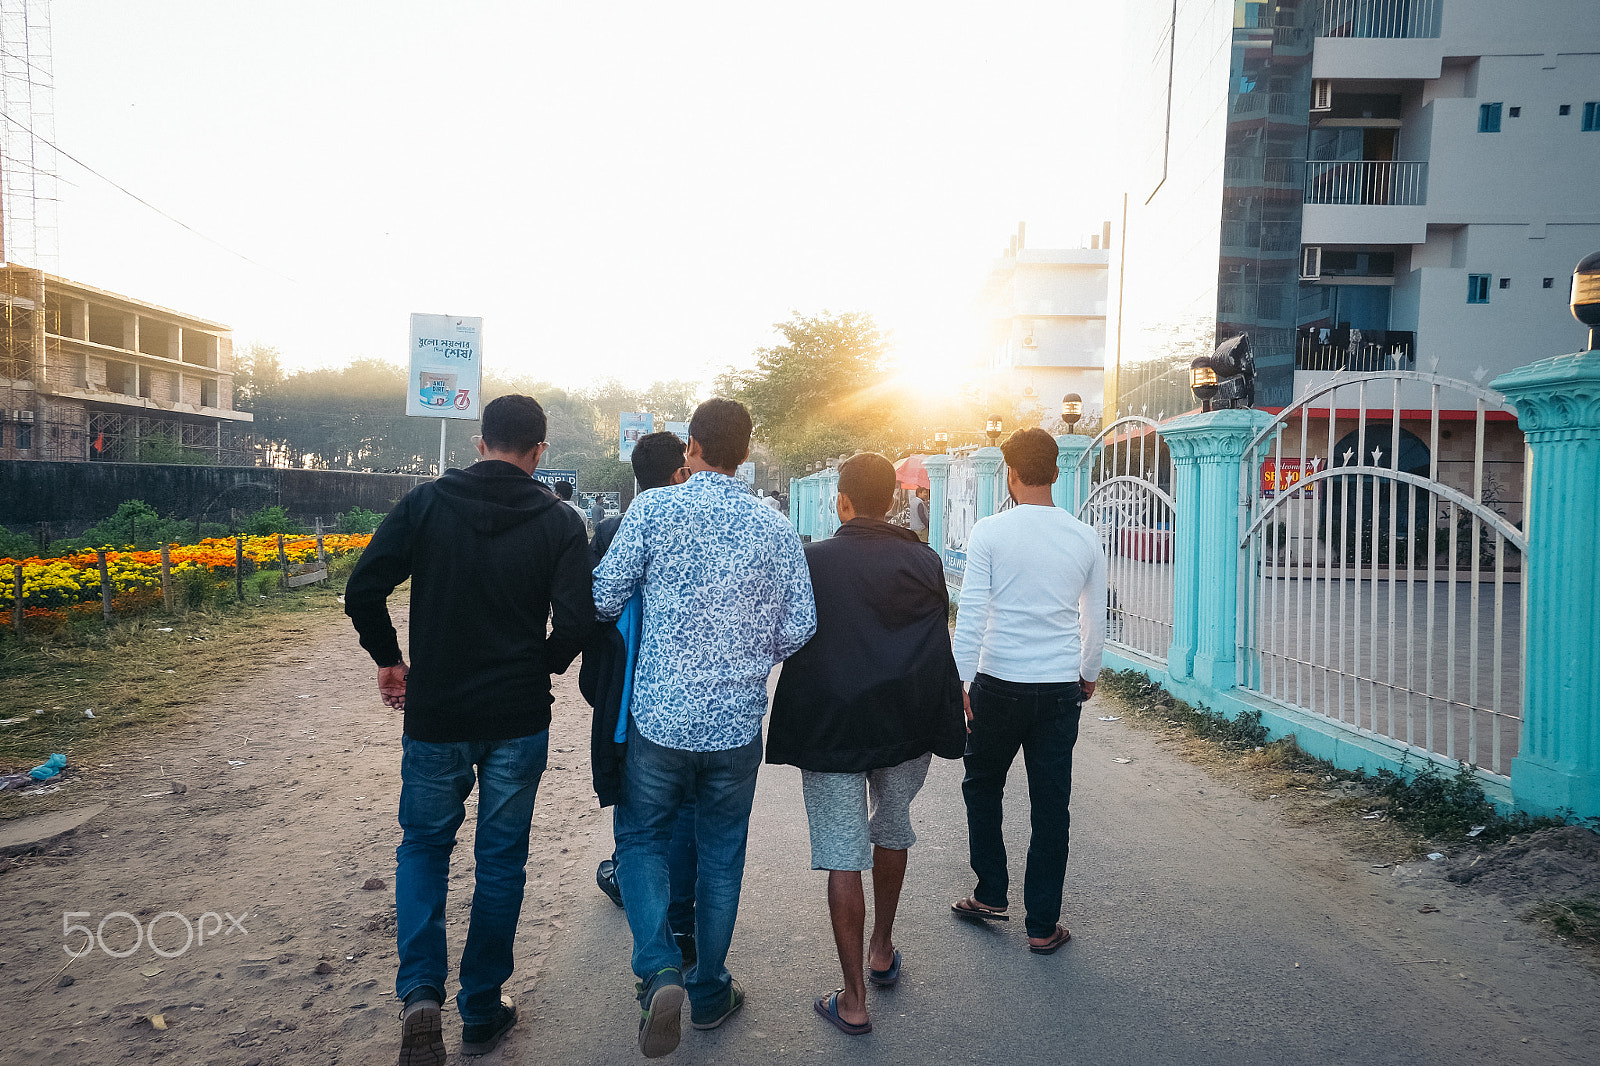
<box><xmin>950</xmin><ymin>896</ymin><xmax>1010</xmax><ymax>922</ymax></box>
<box><xmin>1028</xmin><ymin>924</ymin><xmax>1072</xmax><ymax>955</ymax></box>
<box><xmin>867</xmin><ymin>948</ymin><xmax>901</xmax><ymax>988</ymax></box>
<box><xmin>813</xmin><ymin>990</ymin><xmax>872</xmax><ymax>1036</ymax></box>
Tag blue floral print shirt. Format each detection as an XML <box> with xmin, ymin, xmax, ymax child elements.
<box><xmin>593</xmin><ymin>471</ymin><xmax>817</xmax><ymax>751</ymax></box>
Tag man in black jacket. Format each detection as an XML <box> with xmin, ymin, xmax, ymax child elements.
<box><xmin>767</xmin><ymin>452</ymin><xmax>965</xmax><ymax>1037</ymax></box>
<box><xmin>345</xmin><ymin>394</ymin><xmax>593</xmax><ymax>1066</ymax></box>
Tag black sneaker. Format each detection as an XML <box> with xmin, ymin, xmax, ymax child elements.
<box><xmin>673</xmin><ymin>932</ymin><xmax>697</xmax><ymax>969</ymax></box>
<box><xmin>597</xmin><ymin>858</ymin><xmax>625</xmax><ymax>908</ymax></box>
<box><xmin>635</xmin><ymin>968</ymin><xmax>685</xmax><ymax>1058</ymax></box>
<box><xmin>690</xmin><ymin>978</ymin><xmax>744</xmax><ymax>1031</ymax></box>
<box><xmin>396</xmin><ymin>988</ymin><xmax>444</xmax><ymax>1066</ymax></box>
<box><xmin>460</xmin><ymin>996</ymin><xmax>517</xmax><ymax>1057</ymax></box>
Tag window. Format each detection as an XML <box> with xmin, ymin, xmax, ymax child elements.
<box><xmin>1509</xmin><ymin>106</ymin><xmax>1521</xmax><ymax>118</ymax></box>
<box><xmin>1545</xmin><ymin>278</ymin><xmax>1556</xmax><ymax>288</ymax></box>
<box><xmin>1499</xmin><ymin>277</ymin><xmax>1511</xmax><ymax>290</ymax></box>
<box><xmin>1560</xmin><ymin>104</ymin><xmax>1572</xmax><ymax>116</ymax></box>
<box><xmin>1585</xmin><ymin>103</ymin><xmax>1600</xmax><ymax>131</ymax></box>
<box><xmin>16</xmin><ymin>423</ymin><xmax>29</xmax><ymax>450</ymax></box>
<box><xmin>1468</xmin><ymin>274</ymin><xmax>1491</xmax><ymax>303</ymax></box>
<box><xmin>1479</xmin><ymin>103</ymin><xmax>1503</xmax><ymax>132</ymax></box>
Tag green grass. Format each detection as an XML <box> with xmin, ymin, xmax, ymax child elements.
<box><xmin>0</xmin><ymin>574</ymin><xmax>356</xmax><ymax>767</ymax></box>
<box><xmin>1523</xmin><ymin>898</ymin><xmax>1600</xmax><ymax>945</ymax></box>
<box><xmin>1098</xmin><ymin>669</ymin><xmax>1271</xmax><ymax>751</ymax></box>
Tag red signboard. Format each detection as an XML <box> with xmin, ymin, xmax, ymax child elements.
<box><xmin>1260</xmin><ymin>457</ymin><xmax>1324</xmax><ymax>498</ymax></box>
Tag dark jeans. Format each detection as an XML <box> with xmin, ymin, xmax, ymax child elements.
<box><xmin>395</xmin><ymin>731</ymin><xmax>548</xmax><ymax>1025</ymax></box>
<box><xmin>613</xmin><ymin>720</ymin><xmax>762</xmax><ymax>1010</ymax></box>
<box><xmin>961</xmin><ymin>674</ymin><xmax>1083</xmax><ymax>939</ymax></box>
<box><xmin>608</xmin><ymin>801</ymin><xmax>698</xmax><ymax>935</ymax></box>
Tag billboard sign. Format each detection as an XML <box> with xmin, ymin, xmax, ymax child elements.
<box><xmin>1260</xmin><ymin>457</ymin><xmax>1324</xmax><ymax>498</ymax></box>
<box><xmin>665</xmin><ymin>421</ymin><xmax>689</xmax><ymax>443</ymax></box>
<box><xmin>531</xmin><ymin>468</ymin><xmax>579</xmax><ymax>492</ymax></box>
<box><xmin>407</xmin><ymin>314</ymin><xmax>482</xmax><ymax>419</ymax></box>
<box><xmin>620</xmin><ymin>412</ymin><xmax>654</xmax><ymax>461</ymax></box>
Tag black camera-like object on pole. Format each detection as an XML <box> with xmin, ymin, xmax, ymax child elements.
<box><xmin>1189</xmin><ymin>334</ymin><xmax>1255</xmax><ymax>412</ymax></box>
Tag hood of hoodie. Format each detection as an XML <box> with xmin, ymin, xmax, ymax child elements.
<box><xmin>830</xmin><ymin>518</ymin><xmax>945</xmax><ymax>631</ymax></box>
<box><xmin>431</xmin><ymin>460</ymin><xmax>564</xmax><ymax>536</ymax></box>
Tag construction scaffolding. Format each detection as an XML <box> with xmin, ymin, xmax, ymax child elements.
<box><xmin>0</xmin><ymin>0</ymin><xmax>59</xmax><ymax>271</ymax></box>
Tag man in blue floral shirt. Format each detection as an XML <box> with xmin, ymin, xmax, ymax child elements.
<box><xmin>593</xmin><ymin>398</ymin><xmax>816</xmax><ymax>1058</ymax></box>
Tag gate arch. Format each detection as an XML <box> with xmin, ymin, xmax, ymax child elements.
<box><xmin>1237</xmin><ymin>370</ymin><xmax>1526</xmax><ymax>778</ymax></box>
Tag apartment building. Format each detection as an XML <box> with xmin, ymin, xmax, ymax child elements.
<box><xmin>0</xmin><ymin>265</ymin><xmax>252</xmax><ymax>463</ymax></box>
<box><xmin>977</xmin><ymin>223</ymin><xmax>1110</xmax><ymax>423</ymax></box>
<box><xmin>1109</xmin><ymin>0</ymin><xmax>1599</xmax><ymax>422</ymax></box>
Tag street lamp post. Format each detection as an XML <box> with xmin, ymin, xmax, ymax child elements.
<box><xmin>1061</xmin><ymin>393</ymin><xmax>1082</xmax><ymax>434</ymax></box>
<box><xmin>1572</xmin><ymin>250</ymin><xmax>1600</xmax><ymax>351</ymax></box>
<box><xmin>985</xmin><ymin>415</ymin><xmax>1003</xmax><ymax>446</ymax></box>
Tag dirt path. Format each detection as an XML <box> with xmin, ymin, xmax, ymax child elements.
<box><xmin>1</xmin><ymin>603</ymin><xmax>605</xmax><ymax>1066</ymax></box>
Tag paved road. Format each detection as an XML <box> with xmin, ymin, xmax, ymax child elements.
<box><xmin>524</xmin><ymin>693</ymin><xmax>1598</xmax><ymax>1066</ymax></box>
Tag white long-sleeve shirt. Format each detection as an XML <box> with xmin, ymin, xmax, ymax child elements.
<box><xmin>951</xmin><ymin>504</ymin><xmax>1108</xmax><ymax>685</ymax></box>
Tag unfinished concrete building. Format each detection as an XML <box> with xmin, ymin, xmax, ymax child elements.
<box><xmin>0</xmin><ymin>266</ymin><xmax>253</xmax><ymax>463</ymax></box>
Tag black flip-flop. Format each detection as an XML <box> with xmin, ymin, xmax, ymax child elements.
<box><xmin>1028</xmin><ymin>925</ymin><xmax>1072</xmax><ymax>955</ymax></box>
<box><xmin>868</xmin><ymin>949</ymin><xmax>901</xmax><ymax>988</ymax></box>
<box><xmin>951</xmin><ymin>897</ymin><xmax>1010</xmax><ymax>922</ymax></box>
<box><xmin>814</xmin><ymin>990</ymin><xmax>872</xmax><ymax>1036</ymax></box>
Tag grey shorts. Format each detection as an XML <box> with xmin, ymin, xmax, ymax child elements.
<box><xmin>799</xmin><ymin>753</ymin><xmax>933</xmax><ymax>871</ymax></box>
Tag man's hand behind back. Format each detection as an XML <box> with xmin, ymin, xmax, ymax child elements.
<box><xmin>379</xmin><ymin>661</ymin><xmax>409</xmax><ymax>711</ymax></box>
<box><xmin>1080</xmin><ymin>679</ymin><xmax>1096</xmax><ymax>700</ymax></box>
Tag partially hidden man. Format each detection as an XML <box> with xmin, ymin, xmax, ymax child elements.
<box><xmin>345</xmin><ymin>395</ymin><xmax>594</xmax><ymax>1065</ymax></box>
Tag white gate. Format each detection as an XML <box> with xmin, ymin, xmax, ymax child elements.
<box><xmin>1075</xmin><ymin>417</ymin><xmax>1176</xmax><ymax>660</ymax></box>
<box><xmin>1237</xmin><ymin>371</ymin><xmax>1526</xmax><ymax>778</ymax></box>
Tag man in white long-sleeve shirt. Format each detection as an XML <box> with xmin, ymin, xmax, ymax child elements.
<box><xmin>948</xmin><ymin>427</ymin><xmax>1108</xmax><ymax>954</ymax></box>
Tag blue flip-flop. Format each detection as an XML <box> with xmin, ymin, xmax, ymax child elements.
<box><xmin>868</xmin><ymin>949</ymin><xmax>901</xmax><ymax>988</ymax></box>
<box><xmin>814</xmin><ymin>990</ymin><xmax>872</xmax><ymax>1036</ymax></box>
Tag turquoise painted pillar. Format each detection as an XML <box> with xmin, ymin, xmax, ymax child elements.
<box><xmin>972</xmin><ymin>446</ymin><xmax>1005</xmax><ymax>519</ymax></box>
<box><xmin>925</xmin><ymin>454</ymin><xmax>950</xmax><ymax>562</ymax></box>
<box><xmin>1054</xmin><ymin>435</ymin><xmax>1093</xmax><ymax>512</ymax></box>
<box><xmin>1492</xmin><ymin>350</ymin><xmax>1600</xmax><ymax>820</ymax></box>
<box><xmin>1160</xmin><ymin>409</ymin><xmax>1276</xmax><ymax>689</ymax></box>
<box><xmin>789</xmin><ymin>477</ymin><xmax>800</xmax><ymax>533</ymax></box>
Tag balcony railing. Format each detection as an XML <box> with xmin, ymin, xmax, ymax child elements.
<box><xmin>1296</xmin><ymin>327</ymin><xmax>1415</xmax><ymax>371</ymax></box>
<box><xmin>1305</xmin><ymin>160</ymin><xmax>1427</xmax><ymax>206</ymax></box>
<box><xmin>1319</xmin><ymin>0</ymin><xmax>1440</xmax><ymax>39</ymax></box>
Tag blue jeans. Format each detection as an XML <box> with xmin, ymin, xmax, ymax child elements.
<box><xmin>962</xmin><ymin>675</ymin><xmax>1083</xmax><ymax>939</ymax></box>
<box><xmin>395</xmin><ymin>731</ymin><xmax>548</xmax><ymax>1026</ymax></box>
<box><xmin>614</xmin><ymin>721</ymin><xmax>762</xmax><ymax>1010</ymax></box>
<box><xmin>609</xmin><ymin>801</ymin><xmax>698</xmax><ymax>935</ymax></box>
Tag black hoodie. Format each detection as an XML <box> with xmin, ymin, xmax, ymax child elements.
<box><xmin>766</xmin><ymin>517</ymin><xmax>966</xmax><ymax>773</ymax></box>
<box><xmin>345</xmin><ymin>460</ymin><xmax>594</xmax><ymax>742</ymax></box>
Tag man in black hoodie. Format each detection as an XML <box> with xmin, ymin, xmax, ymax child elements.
<box><xmin>345</xmin><ymin>394</ymin><xmax>593</xmax><ymax>1066</ymax></box>
<box><xmin>767</xmin><ymin>451</ymin><xmax>966</xmax><ymax>1037</ymax></box>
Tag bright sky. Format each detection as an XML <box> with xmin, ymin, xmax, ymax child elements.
<box><xmin>43</xmin><ymin>1</ymin><xmax>1121</xmax><ymax>391</ymax></box>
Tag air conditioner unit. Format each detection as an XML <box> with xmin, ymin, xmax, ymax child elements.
<box><xmin>0</xmin><ymin>410</ymin><xmax>11</xmax><ymax>421</ymax></box>
<box><xmin>1311</xmin><ymin>79</ymin><xmax>1333</xmax><ymax>112</ymax></box>
<box><xmin>1300</xmin><ymin>245</ymin><xmax>1323</xmax><ymax>280</ymax></box>
<box><xmin>17</xmin><ymin>410</ymin><xmax>34</xmax><ymax>423</ymax></box>
<box><xmin>1021</xmin><ymin>334</ymin><xmax>1038</xmax><ymax>349</ymax></box>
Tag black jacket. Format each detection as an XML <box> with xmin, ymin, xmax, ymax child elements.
<box><xmin>579</xmin><ymin>515</ymin><xmax>628</xmax><ymax>807</ymax></box>
<box><xmin>345</xmin><ymin>460</ymin><xmax>594</xmax><ymax>743</ymax></box>
<box><xmin>767</xmin><ymin>518</ymin><xmax>966</xmax><ymax>773</ymax></box>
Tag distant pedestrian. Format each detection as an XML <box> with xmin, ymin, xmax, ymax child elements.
<box><xmin>908</xmin><ymin>486</ymin><xmax>930</xmax><ymax>543</ymax></box>
<box><xmin>590</xmin><ymin>494</ymin><xmax>607</xmax><ymax>527</ymax></box>
<box><xmin>344</xmin><ymin>395</ymin><xmax>594</xmax><ymax>1064</ymax></box>
<box><xmin>949</xmin><ymin>428</ymin><xmax>1106</xmax><ymax>954</ymax></box>
<box><xmin>583</xmin><ymin>430</ymin><xmax>699</xmax><ymax>968</ymax></box>
<box><xmin>768</xmin><ymin>452</ymin><xmax>965</xmax><ymax>1036</ymax></box>
<box><xmin>554</xmin><ymin>480</ymin><xmax>587</xmax><ymax>523</ymax></box>
<box><xmin>593</xmin><ymin>398</ymin><xmax>816</xmax><ymax>1058</ymax></box>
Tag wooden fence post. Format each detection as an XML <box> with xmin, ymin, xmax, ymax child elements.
<box><xmin>316</xmin><ymin>533</ymin><xmax>325</xmax><ymax>571</ymax></box>
<box><xmin>235</xmin><ymin>537</ymin><xmax>245</xmax><ymax>602</ymax></box>
<box><xmin>159</xmin><ymin>544</ymin><xmax>173</xmax><ymax>611</ymax></box>
<box><xmin>277</xmin><ymin>534</ymin><xmax>289</xmax><ymax>589</ymax></box>
<box><xmin>96</xmin><ymin>549</ymin><xmax>113</xmax><ymax>623</ymax></box>
<box><xmin>11</xmin><ymin>563</ymin><xmax>22</xmax><ymax>635</ymax></box>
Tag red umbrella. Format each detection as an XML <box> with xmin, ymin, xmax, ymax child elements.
<box><xmin>894</xmin><ymin>454</ymin><xmax>930</xmax><ymax>490</ymax></box>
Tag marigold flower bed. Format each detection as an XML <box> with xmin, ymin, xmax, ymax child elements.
<box><xmin>0</xmin><ymin>534</ymin><xmax>371</xmax><ymax>626</ymax></box>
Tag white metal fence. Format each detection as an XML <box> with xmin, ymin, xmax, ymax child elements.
<box><xmin>1305</xmin><ymin>160</ymin><xmax>1428</xmax><ymax>206</ymax></box>
<box><xmin>1237</xmin><ymin>372</ymin><xmax>1526</xmax><ymax>777</ymax></box>
<box><xmin>1319</xmin><ymin>0</ymin><xmax>1440</xmax><ymax>39</ymax></box>
<box><xmin>1076</xmin><ymin>417</ymin><xmax>1176</xmax><ymax>662</ymax></box>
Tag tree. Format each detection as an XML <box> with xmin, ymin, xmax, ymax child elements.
<box><xmin>721</xmin><ymin>311</ymin><xmax>896</xmax><ymax>473</ymax></box>
<box><xmin>232</xmin><ymin>343</ymin><xmax>283</xmax><ymax>410</ymax></box>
